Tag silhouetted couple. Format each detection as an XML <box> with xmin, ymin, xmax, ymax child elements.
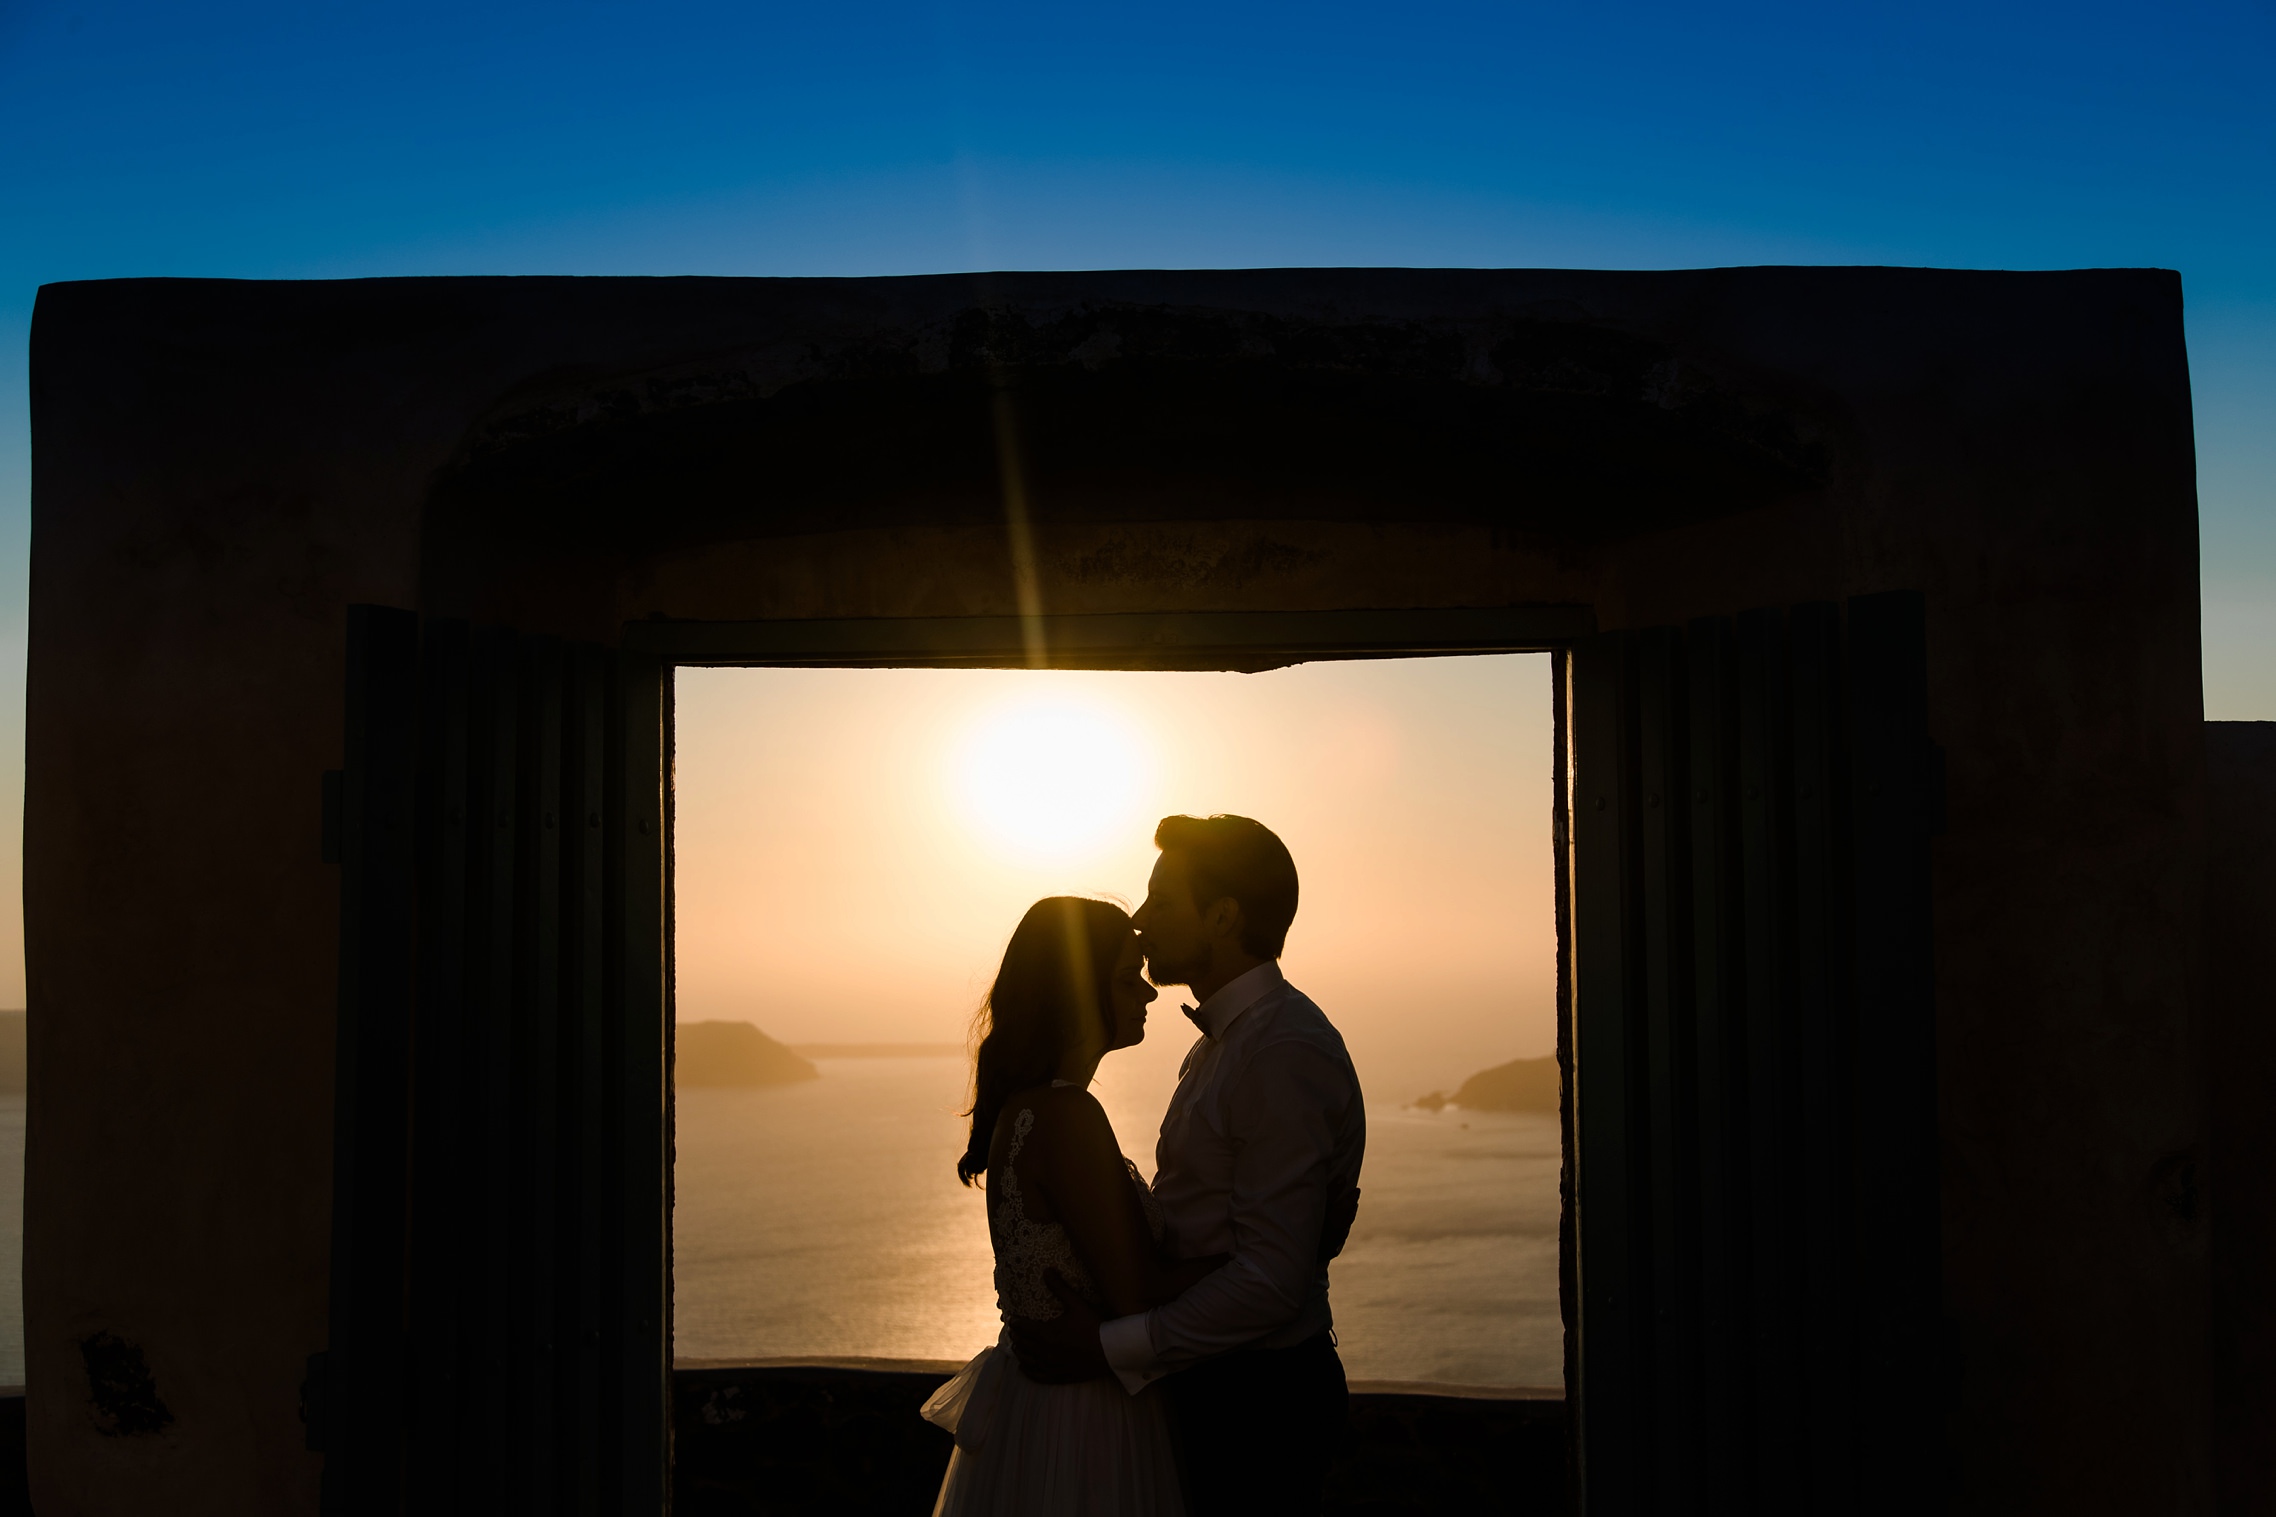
<box><xmin>923</xmin><ymin>815</ymin><xmax>1366</xmax><ymax>1517</ymax></box>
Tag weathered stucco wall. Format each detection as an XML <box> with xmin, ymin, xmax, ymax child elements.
<box><xmin>24</xmin><ymin>268</ymin><xmax>2206</xmax><ymax>1513</ymax></box>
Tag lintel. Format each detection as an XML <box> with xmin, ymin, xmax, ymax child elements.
<box><xmin>626</xmin><ymin>605</ymin><xmax>1596</xmax><ymax>671</ymax></box>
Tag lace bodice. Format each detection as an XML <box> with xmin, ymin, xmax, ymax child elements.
<box><xmin>990</xmin><ymin>1103</ymin><xmax>1165</xmax><ymax>1322</ymax></box>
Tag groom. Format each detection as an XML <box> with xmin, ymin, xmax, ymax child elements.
<box><xmin>1014</xmin><ymin>813</ymin><xmax>1367</xmax><ymax>1514</ymax></box>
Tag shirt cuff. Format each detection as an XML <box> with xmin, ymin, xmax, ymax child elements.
<box><xmin>1099</xmin><ymin>1311</ymin><xmax>1164</xmax><ymax>1396</ymax></box>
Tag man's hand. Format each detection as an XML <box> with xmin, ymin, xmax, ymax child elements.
<box><xmin>1318</xmin><ymin>1185</ymin><xmax>1362</xmax><ymax>1265</ymax></box>
<box><xmin>1007</xmin><ymin>1270</ymin><xmax>1114</xmax><ymax>1384</ymax></box>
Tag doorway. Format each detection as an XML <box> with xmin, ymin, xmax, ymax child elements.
<box><xmin>669</xmin><ymin>654</ymin><xmax>1563</xmax><ymax>1392</ymax></box>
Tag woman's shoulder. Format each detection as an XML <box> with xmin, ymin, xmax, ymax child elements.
<box><xmin>1001</xmin><ymin>1080</ymin><xmax>1105</xmax><ymax>1120</ymax></box>
<box><xmin>995</xmin><ymin>1083</ymin><xmax>1112</xmax><ymax>1147</ymax></box>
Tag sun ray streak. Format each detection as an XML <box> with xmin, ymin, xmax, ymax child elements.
<box><xmin>989</xmin><ymin>381</ymin><xmax>1048</xmax><ymax>669</ymax></box>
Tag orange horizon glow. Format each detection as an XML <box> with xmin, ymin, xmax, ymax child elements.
<box><xmin>671</xmin><ymin>655</ymin><xmax>1557</xmax><ymax>1107</ymax></box>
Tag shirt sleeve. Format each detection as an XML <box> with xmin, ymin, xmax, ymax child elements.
<box><xmin>1143</xmin><ymin>1038</ymin><xmax>1352</xmax><ymax>1369</ymax></box>
<box><xmin>1098</xmin><ymin>1311</ymin><xmax>1165</xmax><ymax>1396</ymax></box>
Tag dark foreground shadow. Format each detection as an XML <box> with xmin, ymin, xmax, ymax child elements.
<box><xmin>0</xmin><ymin>1398</ymin><xmax>23</xmax><ymax>1517</ymax></box>
<box><xmin>674</xmin><ymin>1365</ymin><xmax>1568</xmax><ymax>1517</ymax></box>
<box><xmin>0</xmin><ymin>1377</ymin><xmax>1568</xmax><ymax>1513</ymax></box>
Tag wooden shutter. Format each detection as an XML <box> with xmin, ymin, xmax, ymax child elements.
<box><xmin>320</xmin><ymin>609</ymin><xmax>673</xmax><ymax>1515</ymax></box>
<box><xmin>1568</xmin><ymin>592</ymin><xmax>1941</xmax><ymax>1514</ymax></box>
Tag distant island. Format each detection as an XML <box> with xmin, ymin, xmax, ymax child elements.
<box><xmin>1414</xmin><ymin>1054</ymin><xmax>1558</xmax><ymax>1114</ymax></box>
<box><xmin>676</xmin><ymin>1021</ymin><xmax>819</xmax><ymax>1088</ymax></box>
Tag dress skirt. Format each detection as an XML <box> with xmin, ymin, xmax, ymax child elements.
<box><xmin>925</xmin><ymin>1331</ymin><xmax>1187</xmax><ymax>1517</ymax></box>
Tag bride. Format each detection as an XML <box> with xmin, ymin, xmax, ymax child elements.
<box><xmin>924</xmin><ymin>896</ymin><xmax>1221</xmax><ymax>1517</ymax></box>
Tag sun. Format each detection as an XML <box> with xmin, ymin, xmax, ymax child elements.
<box><xmin>951</xmin><ymin>695</ymin><xmax>1148</xmax><ymax>858</ymax></box>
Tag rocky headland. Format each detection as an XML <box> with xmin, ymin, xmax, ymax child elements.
<box><xmin>1414</xmin><ymin>1054</ymin><xmax>1558</xmax><ymax>1114</ymax></box>
<box><xmin>676</xmin><ymin>1021</ymin><xmax>820</xmax><ymax>1087</ymax></box>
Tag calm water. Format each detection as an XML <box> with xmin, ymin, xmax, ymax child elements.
<box><xmin>673</xmin><ymin>1058</ymin><xmax>1562</xmax><ymax>1389</ymax></box>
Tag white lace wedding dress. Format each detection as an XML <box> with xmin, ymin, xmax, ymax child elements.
<box><xmin>924</xmin><ymin>1095</ymin><xmax>1187</xmax><ymax>1516</ymax></box>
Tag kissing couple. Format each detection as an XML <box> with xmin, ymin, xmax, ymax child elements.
<box><xmin>924</xmin><ymin>814</ymin><xmax>1367</xmax><ymax>1517</ymax></box>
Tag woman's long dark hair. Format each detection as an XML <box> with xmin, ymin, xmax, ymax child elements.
<box><xmin>957</xmin><ymin>896</ymin><xmax>1131</xmax><ymax>1186</ymax></box>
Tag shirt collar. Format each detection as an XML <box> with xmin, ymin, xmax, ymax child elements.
<box><xmin>1181</xmin><ymin>960</ymin><xmax>1284</xmax><ymax>1040</ymax></box>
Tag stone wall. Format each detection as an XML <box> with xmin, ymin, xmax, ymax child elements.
<box><xmin>24</xmin><ymin>267</ymin><xmax>2208</xmax><ymax>1512</ymax></box>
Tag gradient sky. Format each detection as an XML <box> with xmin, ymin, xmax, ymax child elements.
<box><xmin>2</xmin><ymin>0</ymin><xmax>2271</xmax><ymax>1006</ymax></box>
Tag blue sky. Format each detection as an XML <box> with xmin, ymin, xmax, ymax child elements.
<box><xmin>0</xmin><ymin>0</ymin><xmax>2271</xmax><ymax>1001</ymax></box>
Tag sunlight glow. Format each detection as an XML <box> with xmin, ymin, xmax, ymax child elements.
<box><xmin>950</xmin><ymin>695</ymin><xmax>1149</xmax><ymax>858</ymax></box>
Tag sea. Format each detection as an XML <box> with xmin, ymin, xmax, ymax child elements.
<box><xmin>673</xmin><ymin>1056</ymin><xmax>1563</xmax><ymax>1390</ymax></box>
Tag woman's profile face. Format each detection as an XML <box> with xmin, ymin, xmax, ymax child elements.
<box><xmin>1106</xmin><ymin>932</ymin><xmax>1158</xmax><ymax>1051</ymax></box>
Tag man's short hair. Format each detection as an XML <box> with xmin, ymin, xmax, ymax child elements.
<box><xmin>1153</xmin><ymin>814</ymin><xmax>1299</xmax><ymax>959</ymax></box>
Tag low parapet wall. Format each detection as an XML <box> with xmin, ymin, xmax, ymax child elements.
<box><xmin>672</xmin><ymin>1364</ymin><xmax>1567</xmax><ymax>1516</ymax></box>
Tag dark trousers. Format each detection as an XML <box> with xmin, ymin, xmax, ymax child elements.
<box><xmin>1165</xmin><ymin>1333</ymin><xmax>1348</xmax><ymax>1517</ymax></box>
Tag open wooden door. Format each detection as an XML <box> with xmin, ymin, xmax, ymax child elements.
<box><xmin>1567</xmin><ymin>591</ymin><xmax>1942</xmax><ymax>1514</ymax></box>
<box><xmin>317</xmin><ymin>606</ymin><xmax>673</xmax><ymax>1515</ymax></box>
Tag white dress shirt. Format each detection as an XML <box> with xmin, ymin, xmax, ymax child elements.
<box><xmin>1098</xmin><ymin>961</ymin><xmax>1366</xmax><ymax>1394</ymax></box>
